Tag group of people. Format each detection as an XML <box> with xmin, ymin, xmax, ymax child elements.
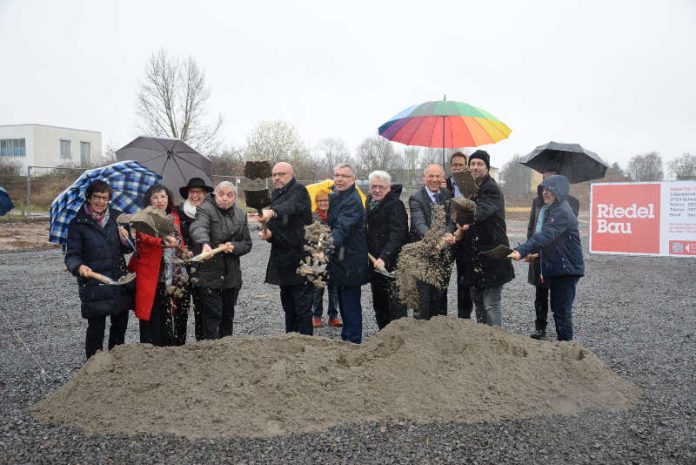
<box><xmin>65</xmin><ymin>151</ymin><xmax>584</xmax><ymax>359</ymax></box>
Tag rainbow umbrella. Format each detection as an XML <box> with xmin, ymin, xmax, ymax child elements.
<box><xmin>378</xmin><ymin>97</ymin><xmax>511</xmax><ymax>165</ymax></box>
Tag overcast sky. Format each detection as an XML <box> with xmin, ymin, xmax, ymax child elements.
<box><xmin>2</xmin><ymin>0</ymin><xmax>695</xmax><ymax>170</ymax></box>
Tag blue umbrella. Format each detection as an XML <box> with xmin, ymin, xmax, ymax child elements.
<box><xmin>0</xmin><ymin>187</ymin><xmax>14</xmax><ymax>216</ymax></box>
<box><xmin>49</xmin><ymin>161</ymin><xmax>161</xmax><ymax>245</ymax></box>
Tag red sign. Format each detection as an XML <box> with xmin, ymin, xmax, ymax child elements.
<box><xmin>590</xmin><ymin>183</ymin><xmax>661</xmax><ymax>254</ymax></box>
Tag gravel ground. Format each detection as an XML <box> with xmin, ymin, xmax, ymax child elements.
<box><xmin>1</xmin><ymin>221</ymin><xmax>695</xmax><ymax>464</ymax></box>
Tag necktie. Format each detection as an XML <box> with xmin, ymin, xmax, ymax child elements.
<box><xmin>433</xmin><ymin>193</ymin><xmax>441</xmax><ymax>205</ymax></box>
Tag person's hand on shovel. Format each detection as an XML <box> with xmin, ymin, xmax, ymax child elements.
<box><xmin>258</xmin><ymin>208</ymin><xmax>275</xmax><ymax>223</ymax></box>
<box><xmin>507</xmin><ymin>250</ymin><xmax>522</xmax><ymax>261</ymax></box>
<box><xmin>524</xmin><ymin>253</ymin><xmax>539</xmax><ymax>263</ymax></box>
<box><xmin>259</xmin><ymin>228</ymin><xmax>272</xmax><ymax>241</ymax></box>
<box><xmin>78</xmin><ymin>264</ymin><xmax>93</xmax><ymax>278</ymax></box>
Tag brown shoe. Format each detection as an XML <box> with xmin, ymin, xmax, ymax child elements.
<box><xmin>328</xmin><ymin>318</ymin><xmax>343</xmax><ymax>327</ymax></box>
<box><xmin>312</xmin><ymin>317</ymin><xmax>322</xmax><ymax>328</ymax></box>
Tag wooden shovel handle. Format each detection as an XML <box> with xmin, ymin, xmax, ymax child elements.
<box><xmin>85</xmin><ymin>270</ymin><xmax>115</xmax><ymax>284</ymax></box>
<box><xmin>202</xmin><ymin>243</ymin><xmax>234</xmax><ymax>259</ymax></box>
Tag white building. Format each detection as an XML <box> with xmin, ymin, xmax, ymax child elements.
<box><xmin>0</xmin><ymin>124</ymin><xmax>102</xmax><ymax>174</ymax></box>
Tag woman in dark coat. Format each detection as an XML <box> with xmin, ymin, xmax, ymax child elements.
<box><xmin>173</xmin><ymin>177</ymin><xmax>213</xmax><ymax>342</ymax></box>
<box><xmin>128</xmin><ymin>184</ymin><xmax>186</xmax><ymax>347</ymax></box>
<box><xmin>189</xmin><ymin>181</ymin><xmax>252</xmax><ymax>339</ymax></box>
<box><xmin>65</xmin><ymin>180</ymin><xmax>133</xmax><ymax>359</ymax></box>
<box><xmin>509</xmin><ymin>175</ymin><xmax>584</xmax><ymax>341</ymax></box>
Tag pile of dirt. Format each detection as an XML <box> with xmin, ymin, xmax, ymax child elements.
<box><xmin>0</xmin><ymin>221</ymin><xmax>57</xmax><ymax>251</ymax></box>
<box><xmin>32</xmin><ymin>317</ymin><xmax>638</xmax><ymax>439</ymax></box>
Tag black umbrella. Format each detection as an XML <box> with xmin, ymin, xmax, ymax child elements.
<box><xmin>518</xmin><ymin>141</ymin><xmax>607</xmax><ymax>184</ymax></box>
<box><xmin>116</xmin><ymin>137</ymin><xmax>213</xmax><ymax>199</ymax></box>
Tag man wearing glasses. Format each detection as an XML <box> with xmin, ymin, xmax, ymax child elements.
<box><xmin>259</xmin><ymin>162</ymin><xmax>314</xmax><ymax>335</ymax></box>
<box><xmin>327</xmin><ymin>164</ymin><xmax>368</xmax><ymax>343</ymax></box>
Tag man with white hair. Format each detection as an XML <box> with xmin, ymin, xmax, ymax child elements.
<box><xmin>190</xmin><ymin>181</ymin><xmax>252</xmax><ymax>339</ymax></box>
<box><xmin>258</xmin><ymin>162</ymin><xmax>314</xmax><ymax>335</ymax></box>
<box><xmin>366</xmin><ymin>170</ymin><xmax>408</xmax><ymax>329</ymax></box>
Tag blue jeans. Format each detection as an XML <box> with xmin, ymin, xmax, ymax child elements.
<box><xmin>336</xmin><ymin>286</ymin><xmax>362</xmax><ymax>344</ymax></box>
<box><xmin>549</xmin><ymin>275</ymin><xmax>580</xmax><ymax>341</ymax></box>
<box><xmin>311</xmin><ymin>285</ymin><xmax>339</xmax><ymax>319</ymax></box>
<box><xmin>471</xmin><ymin>285</ymin><xmax>503</xmax><ymax>327</ymax></box>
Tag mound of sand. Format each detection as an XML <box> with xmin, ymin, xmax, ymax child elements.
<box><xmin>32</xmin><ymin>317</ymin><xmax>638</xmax><ymax>438</ymax></box>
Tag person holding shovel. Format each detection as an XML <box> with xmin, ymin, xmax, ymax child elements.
<box><xmin>65</xmin><ymin>180</ymin><xmax>133</xmax><ymax>359</ymax></box>
<box><xmin>129</xmin><ymin>184</ymin><xmax>186</xmax><ymax>347</ymax></box>
<box><xmin>190</xmin><ymin>181</ymin><xmax>252</xmax><ymax>339</ymax></box>
<box><xmin>258</xmin><ymin>162</ymin><xmax>314</xmax><ymax>336</ymax></box>
<box><xmin>508</xmin><ymin>175</ymin><xmax>584</xmax><ymax>341</ymax></box>
<box><xmin>366</xmin><ymin>170</ymin><xmax>408</xmax><ymax>329</ymax></box>
<box><xmin>174</xmin><ymin>177</ymin><xmax>214</xmax><ymax>342</ymax></box>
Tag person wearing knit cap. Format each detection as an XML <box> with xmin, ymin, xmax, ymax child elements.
<box><xmin>454</xmin><ymin>150</ymin><xmax>514</xmax><ymax>327</ymax></box>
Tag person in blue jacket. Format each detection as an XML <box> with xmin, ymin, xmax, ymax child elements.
<box><xmin>327</xmin><ymin>163</ymin><xmax>368</xmax><ymax>344</ymax></box>
<box><xmin>508</xmin><ymin>175</ymin><xmax>584</xmax><ymax>341</ymax></box>
<box><xmin>64</xmin><ymin>180</ymin><xmax>133</xmax><ymax>359</ymax></box>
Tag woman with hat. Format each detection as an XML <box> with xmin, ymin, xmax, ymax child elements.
<box><xmin>174</xmin><ymin>177</ymin><xmax>213</xmax><ymax>342</ymax></box>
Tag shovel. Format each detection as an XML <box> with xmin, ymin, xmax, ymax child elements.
<box><xmin>368</xmin><ymin>253</ymin><xmax>397</xmax><ymax>279</ymax></box>
<box><xmin>85</xmin><ymin>270</ymin><xmax>136</xmax><ymax>285</ymax></box>
<box><xmin>478</xmin><ymin>244</ymin><xmax>514</xmax><ymax>260</ymax></box>
<box><xmin>242</xmin><ymin>160</ymin><xmax>272</xmax><ymax>232</ymax></box>
<box><xmin>172</xmin><ymin>243</ymin><xmax>234</xmax><ymax>265</ymax></box>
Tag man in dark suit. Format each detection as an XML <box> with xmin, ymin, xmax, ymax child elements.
<box><xmin>259</xmin><ymin>162</ymin><xmax>314</xmax><ymax>335</ymax></box>
<box><xmin>409</xmin><ymin>163</ymin><xmax>456</xmax><ymax>320</ymax></box>
<box><xmin>366</xmin><ymin>170</ymin><xmax>408</xmax><ymax>330</ymax></box>
<box><xmin>527</xmin><ymin>167</ymin><xmax>580</xmax><ymax>339</ymax></box>
<box><xmin>445</xmin><ymin>151</ymin><xmax>474</xmax><ymax>320</ymax></box>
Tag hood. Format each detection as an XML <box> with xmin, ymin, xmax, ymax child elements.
<box><xmin>540</xmin><ymin>175</ymin><xmax>569</xmax><ymax>204</ymax></box>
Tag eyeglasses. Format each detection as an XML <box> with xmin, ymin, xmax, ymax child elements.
<box><xmin>316</xmin><ymin>199</ymin><xmax>329</xmax><ymax>203</ymax></box>
<box><xmin>333</xmin><ymin>173</ymin><xmax>353</xmax><ymax>179</ymax></box>
<box><xmin>91</xmin><ymin>194</ymin><xmax>110</xmax><ymax>201</ymax></box>
<box><xmin>272</xmin><ymin>172</ymin><xmax>290</xmax><ymax>177</ymax></box>
<box><xmin>370</xmin><ymin>185</ymin><xmax>388</xmax><ymax>191</ymax></box>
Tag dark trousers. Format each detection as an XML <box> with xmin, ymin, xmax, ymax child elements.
<box><xmin>196</xmin><ymin>286</ymin><xmax>239</xmax><ymax>340</ymax></box>
<box><xmin>336</xmin><ymin>286</ymin><xmax>362</xmax><ymax>343</ymax></box>
<box><xmin>311</xmin><ymin>285</ymin><xmax>339</xmax><ymax>319</ymax></box>
<box><xmin>85</xmin><ymin>311</ymin><xmax>128</xmax><ymax>359</ymax></box>
<box><xmin>416</xmin><ymin>280</ymin><xmax>447</xmax><ymax>320</ymax></box>
<box><xmin>139</xmin><ymin>282</ymin><xmax>176</xmax><ymax>347</ymax></box>
<box><xmin>455</xmin><ymin>253</ymin><xmax>474</xmax><ymax>319</ymax></box>
<box><xmin>280</xmin><ymin>283</ymin><xmax>314</xmax><ymax>336</ymax></box>
<box><xmin>370</xmin><ymin>272</ymin><xmax>406</xmax><ymax>330</ymax></box>
<box><xmin>549</xmin><ymin>276</ymin><xmax>579</xmax><ymax>341</ymax></box>
<box><xmin>534</xmin><ymin>285</ymin><xmax>550</xmax><ymax>331</ymax></box>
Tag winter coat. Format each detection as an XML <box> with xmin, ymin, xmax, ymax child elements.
<box><xmin>526</xmin><ymin>186</ymin><xmax>580</xmax><ymax>286</ymax></box>
<box><xmin>408</xmin><ymin>187</ymin><xmax>455</xmax><ymax>242</ymax></box>
<box><xmin>189</xmin><ymin>198</ymin><xmax>252</xmax><ymax>289</ymax></box>
<box><xmin>459</xmin><ymin>175</ymin><xmax>515</xmax><ymax>289</ymax></box>
<box><xmin>64</xmin><ymin>205</ymin><xmax>133</xmax><ymax>319</ymax></box>
<box><xmin>328</xmin><ymin>183</ymin><xmax>369</xmax><ymax>288</ymax></box>
<box><xmin>517</xmin><ymin>175</ymin><xmax>584</xmax><ymax>280</ymax></box>
<box><xmin>264</xmin><ymin>177</ymin><xmax>313</xmax><ymax>286</ymax></box>
<box><xmin>128</xmin><ymin>210</ymin><xmax>183</xmax><ymax>321</ymax></box>
<box><xmin>366</xmin><ymin>185</ymin><xmax>408</xmax><ymax>271</ymax></box>
<box><xmin>174</xmin><ymin>204</ymin><xmax>195</xmax><ymax>249</ymax></box>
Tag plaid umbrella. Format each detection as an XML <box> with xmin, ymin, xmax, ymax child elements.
<box><xmin>49</xmin><ymin>161</ymin><xmax>161</xmax><ymax>245</ymax></box>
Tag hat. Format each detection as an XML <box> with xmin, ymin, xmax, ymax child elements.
<box><xmin>468</xmin><ymin>150</ymin><xmax>490</xmax><ymax>170</ymax></box>
<box><xmin>179</xmin><ymin>177</ymin><xmax>213</xmax><ymax>198</ymax></box>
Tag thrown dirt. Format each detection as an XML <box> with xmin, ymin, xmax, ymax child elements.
<box><xmin>32</xmin><ymin>317</ymin><xmax>638</xmax><ymax>439</ymax></box>
<box><xmin>396</xmin><ymin>206</ymin><xmax>454</xmax><ymax>308</ymax></box>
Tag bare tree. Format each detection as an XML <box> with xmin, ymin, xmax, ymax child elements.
<box><xmin>626</xmin><ymin>152</ymin><xmax>664</xmax><ymax>181</ymax></box>
<box><xmin>500</xmin><ymin>155</ymin><xmax>533</xmax><ymax>198</ymax></box>
<box><xmin>668</xmin><ymin>153</ymin><xmax>696</xmax><ymax>180</ymax></box>
<box><xmin>314</xmin><ymin>137</ymin><xmax>351</xmax><ymax>177</ymax></box>
<box><xmin>355</xmin><ymin>137</ymin><xmax>396</xmax><ymax>174</ymax></box>
<box><xmin>244</xmin><ymin>120</ymin><xmax>310</xmax><ymax>173</ymax></box>
<box><xmin>210</xmin><ymin>146</ymin><xmax>244</xmax><ymax>178</ymax></box>
<box><xmin>136</xmin><ymin>49</ymin><xmax>223</xmax><ymax>155</ymax></box>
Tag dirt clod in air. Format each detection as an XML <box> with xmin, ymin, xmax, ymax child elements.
<box><xmin>297</xmin><ymin>221</ymin><xmax>333</xmax><ymax>288</ymax></box>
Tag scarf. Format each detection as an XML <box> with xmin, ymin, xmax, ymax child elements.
<box><xmin>85</xmin><ymin>204</ymin><xmax>109</xmax><ymax>228</ymax></box>
<box><xmin>535</xmin><ymin>205</ymin><xmax>547</xmax><ymax>234</ymax></box>
<box><xmin>182</xmin><ymin>199</ymin><xmax>197</xmax><ymax>219</ymax></box>
<box><xmin>317</xmin><ymin>209</ymin><xmax>328</xmax><ymax>222</ymax></box>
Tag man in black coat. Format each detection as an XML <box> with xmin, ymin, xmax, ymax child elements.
<box><xmin>259</xmin><ymin>162</ymin><xmax>314</xmax><ymax>335</ymax></box>
<box><xmin>366</xmin><ymin>170</ymin><xmax>408</xmax><ymax>330</ymax></box>
<box><xmin>409</xmin><ymin>164</ymin><xmax>456</xmax><ymax>320</ymax></box>
<box><xmin>456</xmin><ymin>150</ymin><xmax>514</xmax><ymax>326</ymax></box>
<box><xmin>328</xmin><ymin>163</ymin><xmax>368</xmax><ymax>343</ymax></box>
<box><xmin>526</xmin><ymin>168</ymin><xmax>580</xmax><ymax>339</ymax></box>
<box><xmin>445</xmin><ymin>151</ymin><xmax>474</xmax><ymax>320</ymax></box>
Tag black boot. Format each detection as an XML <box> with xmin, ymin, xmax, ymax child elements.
<box><xmin>530</xmin><ymin>329</ymin><xmax>547</xmax><ymax>340</ymax></box>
